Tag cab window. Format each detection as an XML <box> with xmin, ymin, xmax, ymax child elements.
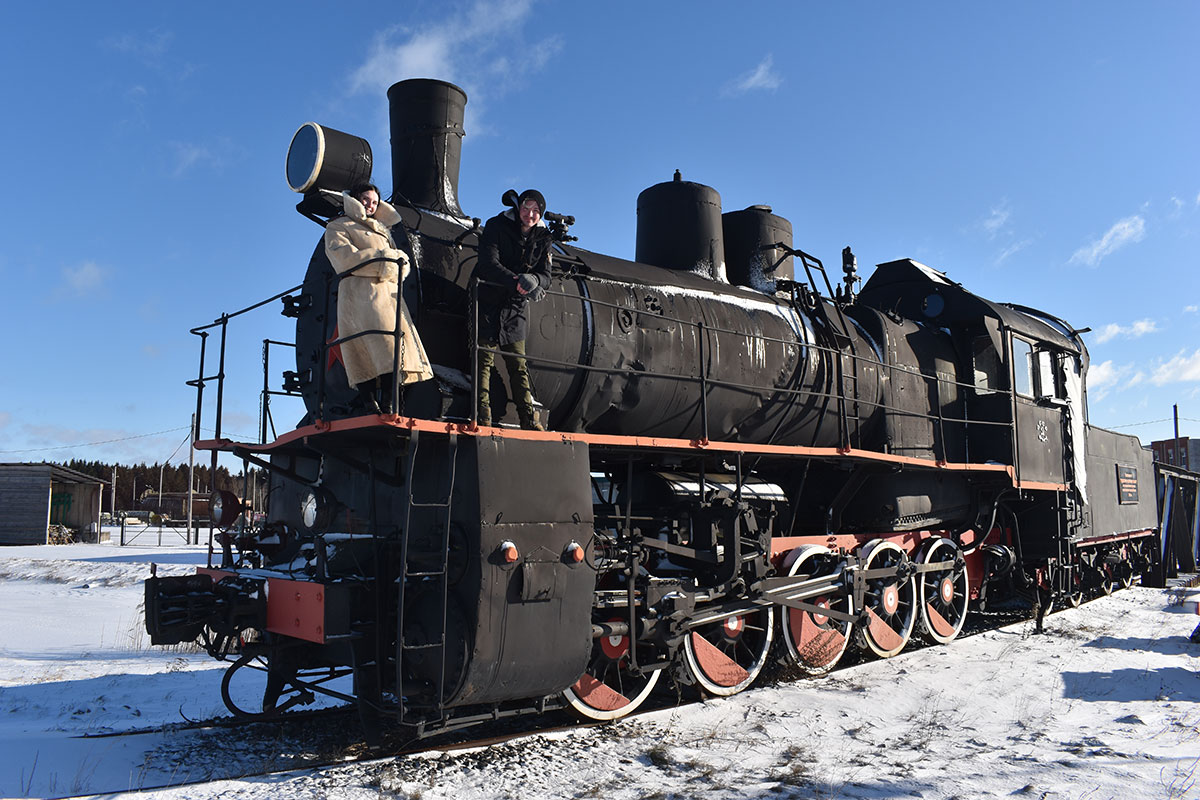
<box><xmin>973</xmin><ymin>336</ymin><xmax>1001</xmax><ymax>393</ymax></box>
<box><xmin>1012</xmin><ymin>337</ymin><xmax>1034</xmax><ymax>398</ymax></box>
<box><xmin>1037</xmin><ymin>351</ymin><xmax>1067</xmax><ymax>400</ymax></box>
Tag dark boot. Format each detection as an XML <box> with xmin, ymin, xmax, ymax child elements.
<box><xmin>514</xmin><ymin>379</ymin><xmax>544</xmax><ymax>431</ymax></box>
<box><xmin>503</xmin><ymin>340</ymin><xmax>544</xmax><ymax>431</ymax></box>
<box><xmin>377</xmin><ymin>373</ymin><xmax>397</xmax><ymax>414</ymax></box>
<box><xmin>357</xmin><ymin>384</ymin><xmax>381</xmax><ymax>415</ymax></box>
<box><xmin>518</xmin><ymin>406</ymin><xmax>544</xmax><ymax>431</ymax></box>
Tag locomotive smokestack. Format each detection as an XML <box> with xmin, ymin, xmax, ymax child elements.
<box><xmin>387</xmin><ymin>78</ymin><xmax>467</xmax><ymax>217</ymax></box>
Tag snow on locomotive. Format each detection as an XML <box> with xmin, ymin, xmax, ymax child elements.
<box><xmin>145</xmin><ymin>79</ymin><xmax>1159</xmax><ymax>736</ymax></box>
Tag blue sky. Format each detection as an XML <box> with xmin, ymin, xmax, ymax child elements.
<box><xmin>1</xmin><ymin>1</ymin><xmax>1198</xmax><ymax>468</ymax></box>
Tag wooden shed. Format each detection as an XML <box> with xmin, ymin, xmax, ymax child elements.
<box><xmin>0</xmin><ymin>463</ymin><xmax>107</xmax><ymax>545</ymax></box>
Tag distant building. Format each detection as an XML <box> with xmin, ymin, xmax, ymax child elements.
<box><xmin>138</xmin><ymin>491</ymin><xmax>211</xmax><ymax>520</ymax></box>
<box><xmin>1150</xmin><ymin>437</ymin><xmax>1200</xmax><ymax>471</ymax></box>
<box><xmin>0</xmin><ymin>463</ymin><xmax>107</xmax><ymax>545</ymax></box>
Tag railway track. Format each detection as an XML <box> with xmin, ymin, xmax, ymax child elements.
<box><xmin>37</xmin><ymin>576</ymin><xmax>1198</xmax><ymax>798</ymax></box>
<box><xmin>27</xmin><ymin>591</ymin><xmax>1090</xmax><ymax>798</ymax></box>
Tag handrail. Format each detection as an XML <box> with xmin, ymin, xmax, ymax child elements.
<box><xmin>190</xmin><ymin>284</ymin><xmax>304</xmax><ymax>334</ymax></box>
<box><xmin>190</xmin><ymin>260</ymin><xmax>1020</xmax><ymax>474</ymax></box>
<box><xmin>468</xmin><ymin>280</ymin><xmax>1012</xmax><ymax>442</ymax></box>
<box><xmin>189</xmin><ymin>252</ymin><xmax>414</xmax><ymax>445</ymax></box>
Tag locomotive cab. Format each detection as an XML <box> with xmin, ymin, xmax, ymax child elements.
<box><xmin>856</xmin><ymin>258</ymin><xmax>1086</xmax><ymax>489</ymax></box>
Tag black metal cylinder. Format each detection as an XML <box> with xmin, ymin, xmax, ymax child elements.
<box><xmin>387</xmin><ymin>78</ymin><xmax>467</xmax><ymax>216</ymax></box>
<box><xmin>723</xmin><ymin>205</ymin><xmax>794</xmax><ymax>290</ymax></box>
<box><xmin>521</xmin><ymin>252</ymin><xmax>884</xmax><ymax>447</ymax></box>
<box><xmin>285</xmin><ymin>122</ymin><xmax>374</xmax><ymax>194</ymax></box>
<box><xmin>635</xmin><ymin>172</ymin><xmax>725</xmax><ymax>280</ymax></box>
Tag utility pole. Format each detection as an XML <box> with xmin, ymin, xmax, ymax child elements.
<box><xmin>110</xmin><ymin>466</ymin><xmax>117</xmax><ymax>516</ymax></box>
<box><xmin>187</xmin><ymin>413</ymin><xmax>196</xmax><ymax>544</ymax></box>
<box><xmin>1174</xmin><ymin>404</ymin><xmax>1182</xmax><ymax>469</ymax></box>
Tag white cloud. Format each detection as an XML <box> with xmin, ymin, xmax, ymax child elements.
<box><xmin>1089</xmin><ymin>359</ymin><xmax>1124</xmax><ymax>400</ymax></box>
<box><xmin>353</xmin><ymin>29</ymin><xmax>453</xmax><ymax>87</ymax></box>
<box><xmin>723</xmin><ymin>55</ymin><xmax>782</xmax><ymax>97</ymax></box>
<box><xmin>995</xmin><ymin>238</ymin><xmax>1032</xmax><ymax>264</ymax></box>
<box><xmin>1089</xmin><ymin>359</ymin><xmax>1119</xmax><ymax>390</ymax></box>
<box><xmin>1185</xmin><ymin>305</ymin><xmax>1198</xmax><ymax>314</ymax></box>
<box><xmin>347</xmin><ymin>0</ymin><xmax>559</xmax><ymax>134</ymax></box>
<box><xmin>1130</xmin><ymin>319</ymin><xmax>1157</xmax><ymax>337</ymax></box>
<box><xmin>61</xmin><ymin>261</ymin><xmax>104</xmax><ymax>296</ymax></box>
<box><xmin>1088</xmin><ymin>360</ymin><xmax>1147</xmax><ymax>400</ymax></box>
<box><xmin>1068</xmin><ymin>215</ymin><xmax>1146</xmax><ymax>267</ymax></box>
<box><xmin>982</xmin><ymin>202</ymin><xmax>1010</xmax><ymax>239</ymax></box>
<box><xmin>1093</xmin><ymin>318</ymin><xmax>1157</xmax><ymax>344</ymax></box>
<box><xmin>1151</xmin><ymin>349</ymin><xmax>1200</xmax><ymax>385</ymax></box>
<box><xmin>1166</xmin><ymin>195</ymin><xmax>1196</xmax><ymax>221</ymax></box>
<box><xmin>168</xmin><ymin>138</ymin><xmax>235</xmax><ymax>177</ymax></box>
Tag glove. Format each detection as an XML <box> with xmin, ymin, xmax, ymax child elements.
<box><xmin>516</xmin><ymin>274</ymin><xmax>539</xmax><ymax>294</ymax></box>
<box><xmin>388</xmin><ymin>249</ymin><xmax>411</xmax><ymax>279</ymax></box>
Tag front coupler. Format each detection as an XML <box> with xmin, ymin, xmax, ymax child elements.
<box><xmin>145</xmin><ymin>571</ymin><xmax>267</xmax><ymax>646</ymax></box>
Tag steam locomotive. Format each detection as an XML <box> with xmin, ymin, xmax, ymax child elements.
<box><xmin>145</xmin><ymin>79</ymin><xmax>1160</xmax><ymax>736</ymax></box>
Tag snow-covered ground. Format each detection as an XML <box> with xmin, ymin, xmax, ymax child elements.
<box><xmin>0</xmin><ymin>542</ymin><xmax>1197</xmax><ymax>800</ymax></box>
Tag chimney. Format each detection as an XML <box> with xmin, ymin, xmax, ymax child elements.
<box><xmin>387</xmin><ymin>79</ymin><xmax>467</xmax><ymax>216</ymax></box>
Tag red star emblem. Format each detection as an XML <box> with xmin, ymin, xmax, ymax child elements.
<box><xmin>326</xmin><ymin>327</ymin><xmax>344</xmax><ymax>371</ymax></box>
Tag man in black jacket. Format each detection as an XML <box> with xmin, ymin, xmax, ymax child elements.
<box><xmin>473</xmin><ymin>188</ymin><xmax>552</xmax><ymax>430</ymax></box>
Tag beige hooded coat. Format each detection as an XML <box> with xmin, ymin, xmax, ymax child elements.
<box><xmin>324</xmin><ymin>193</ymin><xmax>433</xmax><ymax>388</ymax></box>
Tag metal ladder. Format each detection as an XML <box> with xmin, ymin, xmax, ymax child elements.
<box><xmin>396</xmin><ymin>429</ymin><xmax>459</xmax><ymax>728</ymax></box>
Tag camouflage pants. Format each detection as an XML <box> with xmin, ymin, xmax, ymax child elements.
<box><xmin>477</xmin><ymin>339</ymin><xmax>535</xmax><ymax>426</ymax></box>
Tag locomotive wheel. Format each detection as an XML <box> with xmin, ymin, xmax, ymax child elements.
<box><xmin>1063</xmin><ymin>562</ymin><xmax>1084</xmax><ymax>607</ymax></box>
<box><xmin>1066</xmin><ymin>578</ymin><xmax>1084</xmax><ymax>608</ymax></box>
<box><xmin>779</xmin><ymin>545</ymin><xmax>852</xmax><ymax>675</ymax></box>
<box><xmin>562</xmin><ymin>619</ymin><xmax>662</xmax><ymax>721</ymax></box>
<box><xmin>856</xmin><ymin>540</ymin><xmax>917</xmax><ymax>658</ymax></box>
<box><xmin>1116</xmin><ymin>552</ymin><xmax>1136</xmax><ymax>589</ymax></box>
<box><xmin>682</xmin><ymin>607</ymin><xmax>774</xmax><ymax>696</ymax></box>
<box><xmin>1100</xmin><ymin>564</ymin><xmax>1115</xmax><ymax>596</ymax></box>
<box><xmin>916</xmin><ymin>538</ymin><xmax>969</xmax><ymax>645</ymax></box>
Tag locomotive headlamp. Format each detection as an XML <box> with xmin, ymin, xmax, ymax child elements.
<box><xmin>286</xmin><ymin>122</ymin><xmax>373</xmax><ymax>195</ymax></box>
<box><xmin>300</xmin><ymin>488</ymin><xmax>335</xmax><ymax>532</ymax></box>
<box><xmin>499</xmin><ymin>540</ymin><xmax>520</xmax><ymax>563</ymax></box>
<box><xmin>565</xmin><ymin>542</ymin><xmax>585</xmax><ymax>563</ymax></box>
<box><xmin>210</xmin><ymin>490</ymin><xmax>242</xmax><ymax>529</ymax></box>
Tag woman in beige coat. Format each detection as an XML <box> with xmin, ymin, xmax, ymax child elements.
<box><xmin>324</xmin><ymin>183</ymin><xmax>432</xmax><ymax>413</ymax></box>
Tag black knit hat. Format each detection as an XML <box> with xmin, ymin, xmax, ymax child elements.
<box><xmin>517</xmin><ymin>189</ymin><xmax>546</xmax><ymax>215</ymax></box>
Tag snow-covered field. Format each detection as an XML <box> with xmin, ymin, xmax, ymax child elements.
<box><xmin>0</xmin><ymin>542</ymin><xmax>1197</xmax><ymax>800</ymax></box>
